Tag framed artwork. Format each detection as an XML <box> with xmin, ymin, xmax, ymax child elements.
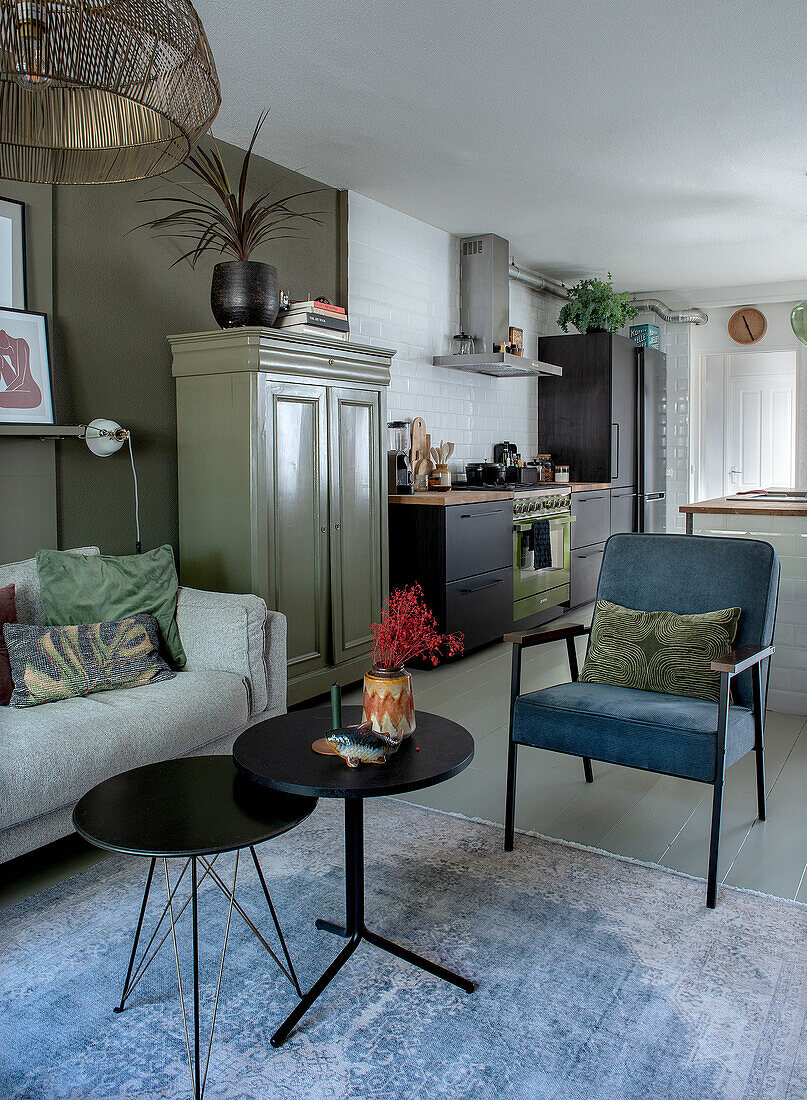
<box><xmin>0</xmin><ymin>198</ymin><xmax>26</xmax><ymax>309</ymax></box>
<box><xmin>0</xmin><ymin>307</ymin><xmax>52</xmax><ymax>424</ymax></box>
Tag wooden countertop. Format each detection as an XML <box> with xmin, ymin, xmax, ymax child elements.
<box><xmin>568</xmin><ymin>482</ymin><xmax>611</xmax><ymax>492</ymax></box>
<box><xmin>388</xmin><ymin>490</ymin><xmax>514</xmax><ymax>505</ymax></box>
<box><xmin>681</xmin><ymin>492</ymin><xmax>807</xmax><ymax>518</ymax></box>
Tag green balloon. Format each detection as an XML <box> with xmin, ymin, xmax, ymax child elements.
<box><xmin>791</xmin><ymin>301</ymin><xmax>807</xmax><ymax>345</ymax></box>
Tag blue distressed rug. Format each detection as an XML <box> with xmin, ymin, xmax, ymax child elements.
<box><xmin>2</xmin><ymin>797</ymin><xmax>807</xmax><ymax>1099</ymax></box>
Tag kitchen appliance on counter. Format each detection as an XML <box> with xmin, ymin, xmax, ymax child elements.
<box><xmin>480</xmin><ymin>462</ymin><xmax>507</xmax><ymax>487</ymax></box>
<box><xmin>506</xmin><ymin>465</ymin><xmax>538</xmax><ymax>486</ymax></box>
<box><xmin>388</xmin><ymin>420</ymin><xmax>413</xmax><ymax>495</ymax></box>
<box><xmin>512</xmin><ymin>484</ymin><xmax>573</xmax><ymax>624</ymax></box>
<box><xmin>494</xmin><ymin>442</ymin><xmax>518</xmax><ymax>465</ymax></box>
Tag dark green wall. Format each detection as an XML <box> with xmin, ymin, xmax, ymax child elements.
<box><xmin>52</xmin><ymin>141</ymin><xmax>341</xmax><ymax>556</ymax></box>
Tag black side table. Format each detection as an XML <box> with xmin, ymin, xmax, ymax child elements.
<box><xmin>73</xmin><ymin>756</ymin><xmax>317</xmax><ymax>1100</ymax></box>
<box><xmin>233</xmin><ymin>705</ymin><xmax>476</xmax><ymax>1047</ymax></box>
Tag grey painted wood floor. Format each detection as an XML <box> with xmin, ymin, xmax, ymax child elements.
<box><xmin>3</xmin><ymin>606</ymin><xmax>807</xmax><ymax>910</ymax></box>
<box><xmin>344</xmin><ymin>607</ymin><xmax>807</xmax><ymax>903</ymax></box>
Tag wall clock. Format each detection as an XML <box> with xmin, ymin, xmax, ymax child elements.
<box><xmin>728</xmin><ymin>306</ymin><xmax>767</xmax><ymax>345</ymax></box>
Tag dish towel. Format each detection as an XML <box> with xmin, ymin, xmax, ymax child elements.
<box><xmin>532</xmin><ymin>520</ymin><xmax>552</xmax><ymax>569</ymax></box>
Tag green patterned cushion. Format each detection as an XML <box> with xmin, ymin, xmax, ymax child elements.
<box><xmin>580</xmin><ymin>600</ymin><xmax>742</xmax><ymax>702</ymax></box>
<box><xmin>3</xmin><ymin>614</ymin><xmax>175</xmax><ymax>708</ymax></box>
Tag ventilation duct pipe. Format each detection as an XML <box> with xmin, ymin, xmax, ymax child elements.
<box><xmin>628</xmin><ymin>298</ymin><xmax>708</xmax><ymax>325</ymax></box>
<box><xmin>508</xmin><ymin>260</ymin><xmax>708</xmax><ymax>325</ymax></box>
<box><xmin>509</xmin><ymin>261</ymin><xmax>569</xmax><ymax>300</ymax></box>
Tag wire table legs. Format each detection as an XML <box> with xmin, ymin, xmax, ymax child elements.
<box><xmin>270</xmin><ymin>798</ymin><xmax>475</xmax><ymax>1048</ymax></box>
<box><xmin>114</xmin><ymin>848</ymin><xmax>299</xmax><ymax>1099</ymax></box>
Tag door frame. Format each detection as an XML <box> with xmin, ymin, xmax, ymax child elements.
<box><xmin>692</xmin><ymin>342</ymin><xmax>803</xmax><ymax>500</ymax></box>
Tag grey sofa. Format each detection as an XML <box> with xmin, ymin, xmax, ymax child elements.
<box><xmin>0</xmin><ymin>547</ymin><xmax>287</xmax><ymax>864</ymax></box>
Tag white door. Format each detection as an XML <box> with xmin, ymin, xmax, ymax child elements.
<box><xmin>725</xmin><ymin>351</ymin><xmax>796</xmax><ymax>493</ymax></box>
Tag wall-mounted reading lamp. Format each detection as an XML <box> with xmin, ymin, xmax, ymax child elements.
<box><xmin>82</xmin><ymin>419</ymin><xmax>141</xmax><ymax>553</ymax></box>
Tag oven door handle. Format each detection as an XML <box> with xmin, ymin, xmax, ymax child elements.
<box><xmin>514</xmin><ymin>515</ymin><xmax>574</xmax><ymax>529</ymax></box>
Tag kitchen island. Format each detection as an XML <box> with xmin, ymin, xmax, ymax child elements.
<box><xmin>681</xmin><ymin>492</ymin><xmax>807</xmax><ymax>713</ymax></box>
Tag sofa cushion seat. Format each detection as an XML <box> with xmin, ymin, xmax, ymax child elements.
<box><xmin>0</xmin><ymin>669</ymin><xmax>249</xmax><ymax>831</ymax></box>
<box><xmin>513</xmin><ymin>681</ymin><xmax>755</xmax><ymax>783</ymax></box>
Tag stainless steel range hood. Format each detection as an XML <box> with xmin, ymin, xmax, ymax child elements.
<box><xmin>433</xmin><ymin>233</ymin><xmax>562</xmax><ymax>379</ymax></box>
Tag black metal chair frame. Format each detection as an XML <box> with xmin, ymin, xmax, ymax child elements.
<box><xmin>504</xmin><ymin>622</ymin><xmax>775</xmax><ymax>908</ymax></box>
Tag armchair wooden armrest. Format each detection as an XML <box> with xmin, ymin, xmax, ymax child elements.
<box><xmin>504</xmin><ymin>623</ymin><xmax>590</xmax><ymax>649</ymax></box>
<box><xmin>711</xmin><ymin>644</ymin><xmax>774</xmax><ymax>676</ymax></box>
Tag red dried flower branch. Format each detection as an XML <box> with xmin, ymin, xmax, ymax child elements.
<box><xmin>370</xmin><ymin>584</ymin><xmax>464</xmax><ymax>669</ymax></box>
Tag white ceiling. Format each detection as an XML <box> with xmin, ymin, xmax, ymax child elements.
<box><xmin>199</xmin><ymin>0</ymin><xmax>807</xmax><ymax>293</ymax></box>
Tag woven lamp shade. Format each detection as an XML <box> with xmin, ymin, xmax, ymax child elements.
<box><xmin>0</xmin><ymin>0</ymin><xmax>221</xmax><ymax>184</ymax></box>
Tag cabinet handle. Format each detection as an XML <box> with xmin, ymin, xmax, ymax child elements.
<box><xmin>320</xmin><ymin>525</ymin><xmax>327</xmax><ymax>533</ymax></box>
<box><xmin>611</xmin><ymin>423</ymin><xmax>619</xmax><ymax>480</ymax></box>
<box><xmin>459</xmin><ymin>510</ymin><xmax>506</xmax><ymax>519</ymax></box>
<box><xmin>576</xmin><ymin>549</ymin><xmax>605</xmax><ymax>560</ymax></box>
<box><xmin>334</xmin><ymin>523</ymin><xmax>340</xmax><ymax>531</ymax></box>
<box><xmin>459</xmin><ymin>578</ymin><xmax>503</xmax><ymax>593</ymax></box>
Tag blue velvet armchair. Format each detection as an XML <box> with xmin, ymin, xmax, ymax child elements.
<box><xmin>504</xmin><ymin>533</ymin><xmax>779</xmax><ymax>907</ymax></box>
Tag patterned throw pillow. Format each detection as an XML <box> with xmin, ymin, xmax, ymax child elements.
<box><xmin>3</xmin><ymin>614</ymin><xmax>175</xmax><ymax>708</ymax></box>
<box><xmin>580</xmin><ymin>600</ymin><xmax>742</xmax><ymax>703</ymax></box>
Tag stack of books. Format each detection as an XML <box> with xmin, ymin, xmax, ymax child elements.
<box><xmin>275</xmin><ymin>300</ymin><xmax>350</xmax><ymax>341</ymax></box>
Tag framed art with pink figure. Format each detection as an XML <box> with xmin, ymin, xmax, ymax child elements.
<box><xmin>0</xmin><ymin>307</ymin><xmax>53</xmax><ymax>425</ymax></box>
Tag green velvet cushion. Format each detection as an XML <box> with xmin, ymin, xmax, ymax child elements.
<box><xmin>580</xmin><ymin>599</ymin><xmax>741</xmax><ymax>702</ymax></box>
<box><xmin>36</xmin><ymin>546</ymin><xmax>186</xmax><ymax>668</ymax></box>
<box><xmin>4</xmin><ymin>614</ymin><xmax>175</xmax><ymax>708</ymax></box>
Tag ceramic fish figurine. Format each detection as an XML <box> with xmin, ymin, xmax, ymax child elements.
<box><xmin>326</xmin><ymin>725</ymin><xmax>402</xmax><ymax>768</ymax></box>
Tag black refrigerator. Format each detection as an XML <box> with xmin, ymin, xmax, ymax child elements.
<box><xmin>638</xmin><ymin>346</ymin><xmax>667</xmax><ymax>533</ymax></box>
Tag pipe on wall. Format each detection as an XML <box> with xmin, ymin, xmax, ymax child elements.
<box><xmin>508</xmin><ymin>261</ymin><xmax>708</xmax><ymax>324</ymax></box>
<box><xmin>628</xmin><ymin>298</ymin><xmax>708</xmax><ymax>325</ymax></box>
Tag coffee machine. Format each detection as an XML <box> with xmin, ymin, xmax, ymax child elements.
<box><xmin>388</xmin><ymin>421</ymin><xmax>413</xmax><ymax>495</ymax></box>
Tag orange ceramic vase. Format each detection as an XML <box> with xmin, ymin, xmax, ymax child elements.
<box><xmin>362</xmin><ymin>666</ymin><xmax>416</xmax><ymax>739</ymax></box>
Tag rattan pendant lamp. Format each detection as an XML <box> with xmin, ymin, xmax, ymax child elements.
<box><xmin>0</xmin><ymin>0</ymin><xmax>221</xmax><ymax>183</ymax></box>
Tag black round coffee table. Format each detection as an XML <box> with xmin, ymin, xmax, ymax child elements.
<box><xmin>233</xmin><ymin>705</ymin><xmax>475</xmax><ymax>1047</ymax></box>
<box><xmin>73</xmin><ymin>756</ymin><xmax>317</xmax><ymax>1099</ymax></box>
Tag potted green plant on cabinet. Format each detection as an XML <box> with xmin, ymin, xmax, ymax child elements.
<box><xmin>138</xmin><ymin>112</ymin><xmax>324</xmax><ymax>328</ymax></box>
<box><xmin>557</xmin><ymin>273</ymin><xmax>638</xmax><ymax>335</ymax></box>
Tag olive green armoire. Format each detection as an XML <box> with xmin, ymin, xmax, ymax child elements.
<box><xmin>169</xmin><ymin>328</ymin><xmax>395</xmax><ymax>705</ymax></box>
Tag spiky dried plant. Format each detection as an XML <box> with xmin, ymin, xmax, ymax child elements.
<box><xmin>137</xmin><ymin>112</ymin><xmax>324</xmax><ymax>267</ymax></box>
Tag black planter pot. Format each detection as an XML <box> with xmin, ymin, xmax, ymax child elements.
<box><xmin>211</xmin><ymin>260</ymin><xmax>280</xmax><ymax>328</ymax></box>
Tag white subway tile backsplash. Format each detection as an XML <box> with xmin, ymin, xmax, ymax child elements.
<box><xmin>347</xmin><ymin>192</ymin><xmax>559</xmax><ymax>465</ymax></box>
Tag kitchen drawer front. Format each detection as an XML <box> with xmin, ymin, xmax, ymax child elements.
<box><xmin>445</xmin><ymin>566</ymin><xmax>512</xmax><ymax>650</ymax></box>
<box><xmin>445</xmin><ymin>500</ymin><xmax>513</xmax><ymax>582</ymax></box>
<box><xmin>571</xmin><ymin>490</ymin><xmax>610</xmax><ymax>550</ymax></box>
<box><xmin>570</xmin><ymin>543</ymin><xmax>606</xmax><ymax>608</ymax></box>
<box><xmin>610</xmin><ymin>487</ymin><xmax>637</xmax><ymax>536</ymax></box>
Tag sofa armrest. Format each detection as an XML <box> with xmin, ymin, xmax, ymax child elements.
<box><xmin>175</xmin><ymin>587</ymin><xmax>287</xmax><ymax>718</ymax></box>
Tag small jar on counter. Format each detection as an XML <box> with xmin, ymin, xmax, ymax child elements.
<box><xmin>535</xmin><ymin>454</ymin><xmax>554</xmax><ymax>482</ymax></box>
<box><xmin>555</xmin><ymin>464</ymin><xmax>570</xmax><ymax>483</ymax></box>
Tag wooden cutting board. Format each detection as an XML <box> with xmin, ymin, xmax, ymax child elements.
<box><xmin>410</xmin><ymin>416</ymin><xmax>428</xmax><ymax>471</ymax></box>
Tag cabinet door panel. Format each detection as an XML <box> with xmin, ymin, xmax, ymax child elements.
<box><xmin>328</xmin><ymin>387</ymin><xmax>382</xmax><ymax>665</ymax></box>
<box><xmin>570</xmin><ymin>543</ymin><xmax>606</xmax><ymax>608</ymax></box>
<box><xmin>445</xmin><ymin>500</ymin><xmax>512</xmax><ymax>581</ymax></box>
<box><xmin>265</xmin><ymin>381</ymin><xmax>330</xmax><ymax>677</ymax></box>
<box><xmin>611</xmin><ymin>338</ymin><xmax>637</xmax><ymax>487</ymax></box>
<box><xmin>571</xmin><ymin>490</ymin><xmax>610</xmax><ymax>549</ymax></box>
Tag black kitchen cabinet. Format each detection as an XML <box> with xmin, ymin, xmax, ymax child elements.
<box><xmin>389</xmin><ymin>499</ymin><xmax>513</xmax><ymax>655</ymax></box>
<box><xmin>538</xmin><ymin>333</ymin><xmax>637</xmax><ymax>488</ymax></box>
